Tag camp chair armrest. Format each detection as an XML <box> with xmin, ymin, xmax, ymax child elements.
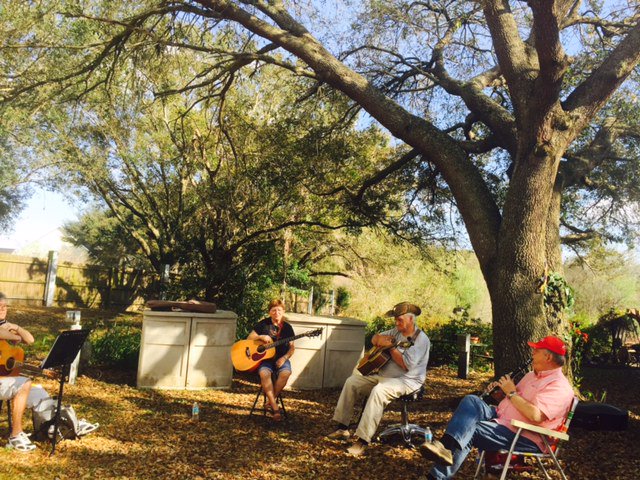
<box><xmin>510</xmin><ymin>419</ymin><xmax>569</xmax><ymax>441</ymax></box>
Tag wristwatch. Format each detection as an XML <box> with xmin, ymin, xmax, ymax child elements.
<box><xmin>507</xmin><ymin>391</ymin><xmax>518</xmax><ymax>399</ymax></box>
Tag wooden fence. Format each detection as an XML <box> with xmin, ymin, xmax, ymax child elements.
<box><xmin>0</xmin><ymin>252</ymin><xmax>159</xmax><ymax>310</ymax></box>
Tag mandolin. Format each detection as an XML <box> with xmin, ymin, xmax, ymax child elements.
<box><xmin>356</xmin><ymin>340</ymin><xmax>413</xmax><ymax>376</ymax></box>
<box><xmin>0</xmin><ymin>340</ymin><xmax>58</xmax><ymax>379</ymax></box>
<box><xmin>231</xmin><ymin>328</ymin><xmax>323</xmax><ymax>372</ymax></box>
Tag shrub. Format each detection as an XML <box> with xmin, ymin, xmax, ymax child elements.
<box><xmin>90</xmin><ymin>325</ymin><xmax>141</xmax><ymax>369</ymax></box>
<box><xmin>335</xmin><ymin>287</ymin><xmax>351</xmax><ymax>313</ymax></box>
<box><xmin>365</xmin><ymin>316</ymin><xmax>395</xmax><ymax>349</ymax></box>
<box><xmin>423</xmin><ymin>306</ymin><xmax>493</xmax><ymax>369</ymax></box>
<box><xmin>582</xmin><ymin>323</ymin><xmax>613</xmax><ymax>364</ymax></box>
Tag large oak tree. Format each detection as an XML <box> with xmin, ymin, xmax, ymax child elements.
<box><xmin>2</xmin><ymin>0</ymin><xmax>640</xmax><ymax>372</ymax></box>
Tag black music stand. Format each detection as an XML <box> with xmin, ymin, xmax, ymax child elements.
<box><xmin>38</xmin><ymin>329</ymin><xmax>90</xmax><ymax>455</ymax></box>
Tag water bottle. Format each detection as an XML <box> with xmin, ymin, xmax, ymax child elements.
<box><xmin>424</xmin><ymin>426</ymin><xmax>433</xmax><ymax>443</ymax></box>
<box><xmin>191</xmin><ymin>402</ymin><xmax>200</xmax><ymax>421</ymax></box>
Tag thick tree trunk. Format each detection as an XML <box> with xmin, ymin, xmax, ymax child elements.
<box><xmin>203</xmin><ymin>251</ymin><xmax>235</xmax><ymax>303</ymax></box>
<box><xmin>489</xmin><ymin>151</ymin><xmax>563</xmax><ymax>375</ymax></box>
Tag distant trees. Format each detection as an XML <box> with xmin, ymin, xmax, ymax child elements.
<box><xmin>1</xmin><ymin>1</ymin><xmax>640</xmax><ymax>371</ymax></box>
<box><xmin>334</xmin><ymin>230</ymin><xmax>490</xmax><ymax>323</ymax></box>
<box><xmin>52</xmin><ymin>36</ymin><xmax>396</xmax><ymax>311</ymax></box>
<box><xmin>0</xmin><ymin>117</ymin><xmax>33</xmax><ymax>228</ymax></box>
<box><xmin>566</xmin><ymin>245</ymin><xmax>640</xmax><ymax>322</ymax></box>
<box><xmin>0</xmin><ymin>159</ymin><xmax>28</xmax><ymax>230</ymax></box>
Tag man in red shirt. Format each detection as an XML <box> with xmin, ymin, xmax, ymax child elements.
<box><xmin>419</xmin><ymin>336</ymin><xmax>574</xmax><ymax>479</ymax></box>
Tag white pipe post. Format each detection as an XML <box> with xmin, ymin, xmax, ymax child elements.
<box><xmin>66</xmin><ymin>310</ymin><xmax>82</xmax><ymax>385</ymax></box>
<box><xmin>43</xmin><ymin>250</ymin><xmax>59</xmax><ymax>307</ymax></box>
<box><xmin>307</xmin><ymin>286</ymin><xmax>314</xmax><ymax>315</ymax></box>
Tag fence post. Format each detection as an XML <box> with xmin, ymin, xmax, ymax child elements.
<box><xmin>457</xmin><ymin>334</ymin><xmax>470</xmax><ymax>379</ymax></box>
<box><xmin>43</xmin><ymin>250</ymin><xmax>58</xmax><ymax>307</ymax></box>
<box><xmin>105</xmin><ymin>266</ymin><xmax>114</xmax><ymax>308</ymax></box>
<box><xmin>160</xmin><ymin>264</ymin><xmax>170</xmax><ymax>300</ymax></box>
<box><xmin>307</xmin><ymin>286</ymin><xmax>314</xmax><ymax>315</ymax></box>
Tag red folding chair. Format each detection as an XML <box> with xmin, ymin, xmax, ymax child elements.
<box><xmin>473</xmin><ymin>397</ymin><xmax>579</xmax><ymax>480</ymax></box>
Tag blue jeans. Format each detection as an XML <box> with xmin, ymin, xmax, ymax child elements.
<box><xmin>258</xmin><ymin>358</ymin><xmax>291</xmax><ymax>376</ymax></box>
<box><xmin>429</xmin><ymin>395</ymin><xmax>540</xmax><ymax>479</ymax></box>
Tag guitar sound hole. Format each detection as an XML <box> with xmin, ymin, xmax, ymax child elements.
<box><xmin>6</xmin><ymin>358</ymin><xmax>14</xmax><ymax>369</ymax></box>
<box><xmin>257</xmin><ymin>345</ymin><xmax>265</xmax><ymax>353</ymax></box>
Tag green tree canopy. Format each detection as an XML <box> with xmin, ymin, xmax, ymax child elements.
<box><xmin>2</xmin><ymin>0</ymin><xmax>640</xmax><ymax>372</ymax></box>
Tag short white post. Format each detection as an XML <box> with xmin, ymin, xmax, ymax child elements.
<box><xmin>307</xmin><ymin>286</ymin><xmax>314</xmax><ymax>315</ymax></box>
<box><xmin>43</xmin><ymin>250</ymin><xmax>59</xmax><ymax>307</ymax></box>
<box><xmin>160</xmin><ymin>264</ymin><xmax>170</xmax><ymax>300</ymax></box>
<box><xmin>66</xmin><ymin>310</ymin><xmax>82</xmax><ymax>385</ymax></box>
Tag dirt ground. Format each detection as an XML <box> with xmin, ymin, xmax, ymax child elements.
<box><xmin>0</xmin><ymin>306</ymin><xmax>638</xmax><ymax>479</ymax></box>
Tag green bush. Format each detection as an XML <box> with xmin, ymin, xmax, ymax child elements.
<box><xmin>364</xmin><ymin>316</ymin><xmax>395</xmax><ymax>349</ymax></box>
<box><xmin>90</xmin><ymin>325</ymin><xmax>141</xmax><ymax>369</ymax></box>
<box><xmin>582</xmin><ymin>324</ymin><xmax>611</xmax><ymax>363</ymax></box>
<box><xmin>423</xmin><ymin>307</ymin><xmax>493</xmax><ymax>369</ymax></box>
<box><xmin>335</xmin><ymin>287</ymin><xmax>351</xmax><ymax>313</ymax></box>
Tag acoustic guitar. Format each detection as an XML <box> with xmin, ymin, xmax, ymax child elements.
<box><xmin>356</xmin><ymin>340</ymin><xmax>413</xmax><ymax>375</ymax></box>
<box><xmin>0</xmin><ymin>340</ymin><xmax>58</xmax><ymax>378</ymax></box>
<box><xmin>231</xmin><ymin>328</ymin><xmax>322</xmax><ymax>372</ymax></box>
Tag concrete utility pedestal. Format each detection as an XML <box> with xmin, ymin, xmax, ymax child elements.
<box><xmin>284</xmin><ymin>313</ymin><xmax>366</xmax><ymax>389</ymax></box>
<box><xmin>137</xmin><ymin>310</ymin><xmax>237</xmax><ymax>389</ymax></box>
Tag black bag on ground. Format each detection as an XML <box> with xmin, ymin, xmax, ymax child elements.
<box><xmin>32</xmin><ymin>397</ymin><xmax>80</xmax><ymax>440</ymax></box>
<box><xmin>572</xmin><ymin>402</ymin><xmax>628</xmax><ymax>431</ymax></box>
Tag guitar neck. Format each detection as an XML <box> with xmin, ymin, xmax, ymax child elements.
<box><xmin>16</xmin><ymin>361</ymin><xmax>57</xmax><ymax>379</ymax></box>
<box><xmin>265</xmin><ymin>331</ymin><xmax>316</xmax><ymax>349</ymax></box>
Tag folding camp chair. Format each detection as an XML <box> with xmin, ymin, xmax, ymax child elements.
<box><xmin>473</xmin><ymin>397</ymin><xmax>579</xmax><ymax>480</ymax></box>
<box><xmin>249</xmin><ymin>373</ymin><xmax>287</xmax><ymax>419</ymax></box>
<box><xmin>0</xmin><ymin>399</ymin><xmax>12</xmax><ymax>433</ymax></box>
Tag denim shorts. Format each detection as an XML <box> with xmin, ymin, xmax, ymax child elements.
<box><xmin>258</xmin><ymin>358</ymin><xmax>292</xmax><ymax>376</ymax></box>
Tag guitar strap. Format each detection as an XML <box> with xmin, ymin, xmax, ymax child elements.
<box><xmin>274</xmin><ymin>320</ymin><xmax>284</xmax><ymax>340</ymax></box>
<box><xmin>397</xmin><ymin>328</ymin><xmax>422</xmax><ymax>356</ymax></box>
<box><xmin>397</xmin><ymin>328</ymin><xmax>420</xmax><ymax>345</ymax></box>
<box><xmin>408</xmin><ymin>328</ymin><xmax>422</xmax><ymax>345</ymax></box>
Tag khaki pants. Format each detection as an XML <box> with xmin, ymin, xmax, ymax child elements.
<box><xmin>332</xmin><ymin>371</ymin><xmax>414</xmax><ymax>442</ymax></box>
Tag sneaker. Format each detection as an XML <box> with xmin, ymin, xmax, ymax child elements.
<box><xmin>347</xmin><ymin>439</ymin><xmax>367</xmax><ymax>457</ymax></box>
<box><xmin>419</xmin><ymin>440</ymin><xmax>453</xmax><ymax>466</ymax></box>
<box><xmin>6</xmin><ymin>432</ymin><xmax>36</xmax><ymax>453</ymax></box>
<box><xmin>77</xmin><ymin>419</ymin><xmax>100</xmax><ymax>436</ymax></box>
<box><xmin>326</xmin><ymin>429</ymin><xmax>351</xmax><ymax>441</ymax></box>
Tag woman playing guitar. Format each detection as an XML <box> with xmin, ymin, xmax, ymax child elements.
<box><xmin>246</xmin><ymin>299</ymin><xmax>295</xmax><ymax>422</ymax></box>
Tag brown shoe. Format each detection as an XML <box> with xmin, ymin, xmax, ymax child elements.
<box><xmin>326</xmin><ymin>429</ymin><xmax>351</xmax><ymax>441</ymax></box>
<box><xmin>346</xmin><ymin>439</ymin><xmax>367</xmax><ymax>457</ymax></box>
<box><xmin>419</xmin><ymin>440</ymin><xmax>454</xmax><ymax>466</ymax></box>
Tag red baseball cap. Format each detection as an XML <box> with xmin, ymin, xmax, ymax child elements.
<box><xmin>527</xmin><ymin>336</ymin><xmax>567</xmax><ymax>356</ymax></box>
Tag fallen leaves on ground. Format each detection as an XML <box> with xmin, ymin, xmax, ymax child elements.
<box><xmin>1</xmin><ymin>306</ymin><xmax>638</xmax><ymax>479</ymax></box>
<box><xmin>1</xmin><ymin>365</ymin><xmax>638</xmax><ymax>479</ymax></box>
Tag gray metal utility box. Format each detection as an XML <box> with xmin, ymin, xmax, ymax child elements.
<box><xmin>284</xmin><ymin>313</ymin><xmax>366</xmax><ymax>389</ymax></box>
<box><xmin>137</xmin><ymin>309</ymin><xmax>237</xmax><ymax>389</ymax></box>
